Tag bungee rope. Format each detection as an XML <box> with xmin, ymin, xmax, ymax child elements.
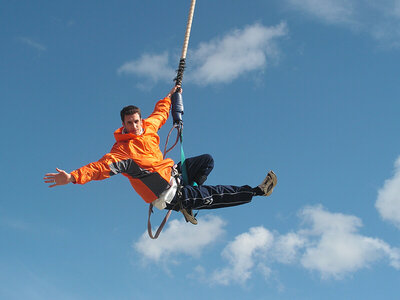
<box><xmin>171</xmin><ymin>0</ymin><xmax>197</xmax><ymax>186</ymax></box>
<box><xmin>174</xmin><ymin>0</ymin><xmax>196</xmax><ymax>87</ymax></box>
<box><xmin>148</xmin><ymin>0</ymin><xmax>197</xmax><ymax>239</ymax></box>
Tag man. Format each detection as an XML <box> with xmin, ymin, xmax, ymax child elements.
<box><xmin>44</xmin><ymin>86</ymin><xmax>277</xmax><ymax>224</ymax></box>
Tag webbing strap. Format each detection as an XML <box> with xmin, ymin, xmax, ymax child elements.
<box><xmin>180</xmin><ymin>133</ymin><xmax>189</xmax><ymax>186</ymax></box>
<box><xmin>147</xmin><ymin>126</ymin><xmax>181</xmax><ymax>240</ymax></box>
<box><xmin>180</xmin><ymin>136</ymin><xmax>197</xmax><ymax>186</ymax></box>
<box><xmin>147</xmin><ymin>204</ymin><xmax>172</xmax><ymax>239</ymax></box>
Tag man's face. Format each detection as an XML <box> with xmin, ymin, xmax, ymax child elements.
<box><xmin>123</xmin><ymin>113</ymin><xmax>143</xmax><ymax>135</ymax></box>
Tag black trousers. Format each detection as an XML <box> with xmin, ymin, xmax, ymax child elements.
<box><xmin>167</xmin><ymin>154</ymin><xmax>255</xmax><ymax>211</ymax></box>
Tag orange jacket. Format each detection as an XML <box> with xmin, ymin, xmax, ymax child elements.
<box><xmin>70</xmin><ymin>97</ymin><xmax>175</xmax><ymax>203</ymax></box>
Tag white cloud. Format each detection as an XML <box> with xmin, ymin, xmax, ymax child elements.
<box><xmin>299</xmin><ymin>205</ymin><xmax>400</xmax><ymax>279</ymax></box>
<box><xmin>376</xmin><ymin>156</ymin><xmax>400</xmax><ymax>228</ymax></box>
<box><xmin>286</xmin><ymin>0</ymin><xmax>356</xmax><ymax>25</ymax></box>
<box><xmin>134</xmin><ymin>215</ymin><xmax>225</xmax><ymax>262</ymax></box>
<box><xmin>118</xmin><ymin>22</ymin><xmax>288</xmax><ymax>86</ymax></box>
<box><xmin>117</xmin><ymin>52</ymin><xmax>175</xmax><ymax>83</ymax></box>
<box><xmin>1</xmin><ymin>215</ymin><xmax>30</xmax><ymax>231</ymax></box>
<box><xmin>133</xmin><ymin>207</ymin><xmax>400</xmax><ymax>283</ymax></box>
<box><xmin>17</xmin><ymin>37</ymin><xmax>47</xmax><ymax>51</ymax></box>
<box><xmin>284</xmin><ymin>0</ymin><xmax>400</xmax><ymax>46</ymax></box>
<box><xmin>208</xmin><ymin>206</ymin><xmax>400</xmax><ymax>285</ymax></box>
<box><xmin>189</xmin><ymin>22</ymin><xmax>288</xmax><ymax>85</ymax></box>
<box><xmin>272</xmin><ymin>232</ymin><xmax>306</xmax><ymax>264</ymax></box>
<box><xmin>368</xmin><ymin>0</ymin><xmax>400</xmax><ymax>18</ymax></box>
<box><xmin>212</xmin><ymin>226</ymin><xmax>274</xmax><ymax>285</ymax></box>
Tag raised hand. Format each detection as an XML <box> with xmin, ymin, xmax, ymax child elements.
<box><xmin>167</xmin><ymin>85</ymin><xmax>182</xmax><ymax>98</ymax></box>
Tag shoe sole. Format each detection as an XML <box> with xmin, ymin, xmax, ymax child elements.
<box><xmin>264</xmin><ymin>171</ymin><xmax>277</xmax><ymax>196</ymax></box>
<box><xmin>180</xmin><ymin>208</ymin><xmax>198</xmax><ymax>225</ymax></box>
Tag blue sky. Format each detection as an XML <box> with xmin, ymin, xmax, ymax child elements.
<box><xmin>2</xmin><ymin>0</ymin><xmax>400</xmax><ymax>299</ymax></box>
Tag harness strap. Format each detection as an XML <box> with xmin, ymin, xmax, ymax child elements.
<box><xmin>147</xmin><ymin>204</ymin><xmax>172</xmax><ymax>239</ymax></box>
<box><xmin>147</xmin><ymin>167</ymin><xmax>181</xmax><ymax>239</ymax></box>
<box><xmin>180</xmin><ymin>131</ymin><xmax>190</xmax><ymax>186</ymax></box>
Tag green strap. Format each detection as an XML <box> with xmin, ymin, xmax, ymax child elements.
<box><xmin>180</xmin><ymin>132</ymin><xmax>196</xmax><ymax>187</ymax></box>
<box><xmin>180</xmin><ymin>133</ymin><xmax>189</xmax><ymax>186</ymax></box>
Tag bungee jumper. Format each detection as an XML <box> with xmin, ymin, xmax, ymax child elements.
<box><xmin>43</xmin><ymin>0</ymin><xmax>278</xmax><ymax>239</ymax></box>
<box><xmin>43</xmin><ymin>86</ymin><xmax>277</xmax><ymax>234</ymax></box>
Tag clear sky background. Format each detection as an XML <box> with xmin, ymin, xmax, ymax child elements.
<box><xmin>1</xmin><ymin>0</ymin><xmax>400</xmax><ymax>299</ymax></box>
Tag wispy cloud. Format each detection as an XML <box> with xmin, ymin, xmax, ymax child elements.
<box><xmin>118</xmin><ymin>22</ymin><xmax>288</xmax><ymax>86</ymax></box>
<box><xmin>189</xmin><ymin>22</ymin><xmax>288</xmax><ymax>85</ymax></box>
<box><xmin>284</xmin><ymin>0</ymin><xmax>400</xmax><ymax>47</ymax></box>
<box><xmin>272</xmin><ymin>232</ymin><xmax>306</xmax><ymax>264</ymax></box>
<box><xmin>285</xmin><ymin>0</ymin><xmax>356</xmax><ymax>25</ymax></box>
<box><xmin>134</xmin><ymin>205</ymin><xmax>400</xmax><ymax>283</ymax></box>
<box><xmin>117</xmin><ymin>52</ymin><xmax>175</xmax><ymax>84</ymax></box>
<box><xmin>376</xmin><ymin>156</ymin><xmax>400</xmax><ymax>228</ymax></box>
<box><xmin>298</xmin><ymin>205</ymin><xmax>400</xmax><ymax>279</ymax></box>
<box><xmin>209</xmin><ymin>205</ymin><xmax>400</xmax><ymax>285</ymax></box>
<box><xmin>211</xmin><ymin>227</ymin><xmax>274</xmax><ymax>285</ymax></box>
<box><xmin>17</xmin><ymin>37</ymin><xmax>47</xmax><ymax>52</ymax></box>
<box><xmin>0</xmin><ymin>215</ymin><xmax>33</xmax><ymax>233</ymax></box>
<box><xmin>134</xmin><ymin>215</ymin><xmax>225</xmax><ymax>263</ymax></box>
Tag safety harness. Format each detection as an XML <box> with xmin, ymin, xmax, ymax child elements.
<box><xmin>147</xmin><ymin>0</ymin><xmax>197</xmax><ymax>239</ymax></box>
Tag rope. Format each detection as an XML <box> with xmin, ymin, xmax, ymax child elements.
<box><xmin>174</xmin><ymin>0</ymin><xmax>196</xmax><ymax>87</ymax></box>
<box><xmin>148</xmin><ymin>0</ymin><xmax>197</xmax><ymax>240</ymax></box>
<box><xmin>174</xmin><ymin>59</ymin><xmax>186</xmax><ymax>89</ymax></box>
<box><xmin>181</xmin><ymin>0</ymin><xmax>196</xmax><ymax>60</ymax></box>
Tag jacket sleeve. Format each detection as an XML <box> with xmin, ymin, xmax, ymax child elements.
<box><xmin>70</xmin><ymin>152</ymin><xmax>125</xmax><ymax>184</ymax></box>
<box><xmin>145</xmin><ymin>97</ymin><xmax>171</xmax><ymax>131</ymax></box>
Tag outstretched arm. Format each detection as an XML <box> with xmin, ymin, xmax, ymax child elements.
<box><xmin>44</xmin><ymin>152</ymin><xmax>126</xmax><ymax>188</ymax></box>
<box><xmin>44</xmin><ymin>168</ymin><xmax>76</xmax><ymax>188</ymax></box>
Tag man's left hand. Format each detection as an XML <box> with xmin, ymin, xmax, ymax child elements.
<box><xmin>167</xmin><ymin>86</ymin><xmax>182</xmax><ymax>98</ymax></box>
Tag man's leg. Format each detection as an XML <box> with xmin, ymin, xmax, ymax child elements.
<box><xmin>177</xmin><ymin>184</ymin><xmax>255</xmax><ymax>210</ymax></box>
<box><xmin>177</xmin><ymin>154</ymin><xmax>214</xmax><ymax>185</ymax></box>
<box><xmin>166</xmin><ymin>171</ymin><xmax>277</xmax><ymax>224</ymax></box>
<box><xmin>175</xmin><ymin>171</ymin><xmax>277</xmax><ymax>210</ymax></box>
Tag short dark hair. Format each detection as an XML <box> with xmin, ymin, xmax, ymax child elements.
<box><xmin>120</xmin><ymin>105</ymin><xmax>141</xmax><ymax>122</ymax></box>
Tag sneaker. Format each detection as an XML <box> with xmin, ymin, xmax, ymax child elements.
<box><xmin>180</xmin><ymin>208</ymin><xmax>198</xmax><ymax>225</ymax></box>
<box><xmin>258</xmin><ymin>171</ymin><xmax>277</xmax><ymax>196</ymax></box>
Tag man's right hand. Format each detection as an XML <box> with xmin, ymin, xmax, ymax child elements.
<box><xmin>44</xmin><ymin>168</ymin><xmax>75</xmax><ymax>188</ymax></box>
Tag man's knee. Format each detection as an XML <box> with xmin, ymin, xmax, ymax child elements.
<box><xmin>194</xmin><ymin>154</ymin><xmax>214</xmax><ymax>185</ymax></box>
<box><xmin>201</xmin><ymin>154</ymin><xmax>214</xmax><ymax>169</ymax></box>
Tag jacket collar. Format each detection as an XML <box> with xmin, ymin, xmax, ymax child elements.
<box><xmin>114</xmin><ymin>126</ymin><xmax>145</xmax><ymax>142</ymax></box>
